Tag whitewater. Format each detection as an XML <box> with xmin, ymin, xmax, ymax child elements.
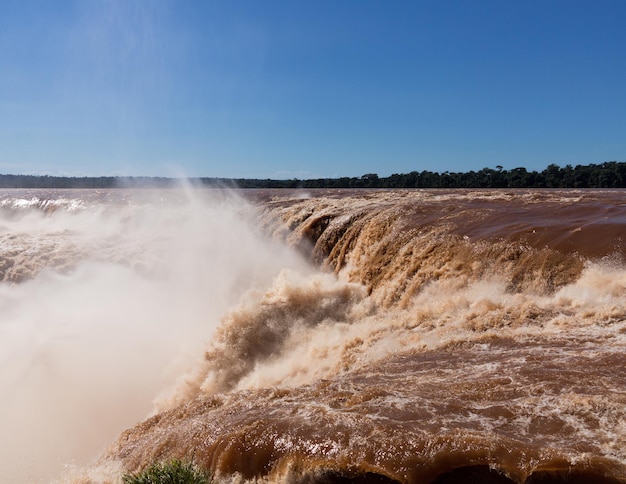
<box><xmin>0</xmin><ymin>187</ymin><xmax>624</xmax><ymax>484</ymax></box>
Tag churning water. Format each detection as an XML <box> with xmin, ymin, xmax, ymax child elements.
<box><xmin>0</xmin><ymin>188</ymin><xmax>624</xmax><ymax>483</ymax></box>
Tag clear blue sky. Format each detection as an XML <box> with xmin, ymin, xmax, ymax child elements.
<box><xmin>1</xmin><ymin>1</ymin><xmax>625</xmax><ymax>179</ymax></box>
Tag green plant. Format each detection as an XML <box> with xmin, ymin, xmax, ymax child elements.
<box><xmin>122</xmin><ymin>459</ymin><xmax>211</xmax><ymax>484</ymax></box>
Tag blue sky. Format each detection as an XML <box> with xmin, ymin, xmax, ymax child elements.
<box><xmin>0</xmin><ymin>1</ymin><xmax>625</xmax><ymax>179</ymax></box>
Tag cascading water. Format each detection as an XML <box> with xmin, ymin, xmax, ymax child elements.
<box><xmin>0</xmin><ymin>188</ymin><xmax>624</xmax><ymax>483</ymax></box>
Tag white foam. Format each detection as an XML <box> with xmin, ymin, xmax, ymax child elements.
<box><xmin>0</xmin><ymin>188</ymin><xmax>309</xmax><ymax>482</ymax></box>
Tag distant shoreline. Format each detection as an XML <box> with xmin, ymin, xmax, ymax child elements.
<box><xmin>0</xmin><ymin>161</ymin><xmax>624</xmax><ymax>189</ymax></box>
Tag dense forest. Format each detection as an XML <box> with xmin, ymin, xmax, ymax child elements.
<box><xmin>0</xmin><ymin>161</ymin><xmax>624</xmax><ymax>189</ymax></box>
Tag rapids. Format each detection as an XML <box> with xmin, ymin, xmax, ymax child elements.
<box><xmin>0</xmin><ymin>188</ymin><xmax>624</xmax><ymax>483</ymax></box>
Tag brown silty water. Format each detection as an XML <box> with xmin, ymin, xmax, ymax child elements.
<box><xmin>95</xmin><ymin>189</ymin><xmax>626</xmax><ymax>483</ymax></box>
<box><xmin>0</xmin><ymin>188</ymin><xmax>623</xmax><ymax>483</ymax></box>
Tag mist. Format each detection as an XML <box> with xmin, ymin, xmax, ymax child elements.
<box><xmin>0</xmin><ymin>188</ymin><xmax>309</xmax><ymax>482</ymax></box>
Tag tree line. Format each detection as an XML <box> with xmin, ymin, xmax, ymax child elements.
<box><xmin>0</xmin><ymin>161</ymin><xmax>624</xmax><ymax>189</ymax></box>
